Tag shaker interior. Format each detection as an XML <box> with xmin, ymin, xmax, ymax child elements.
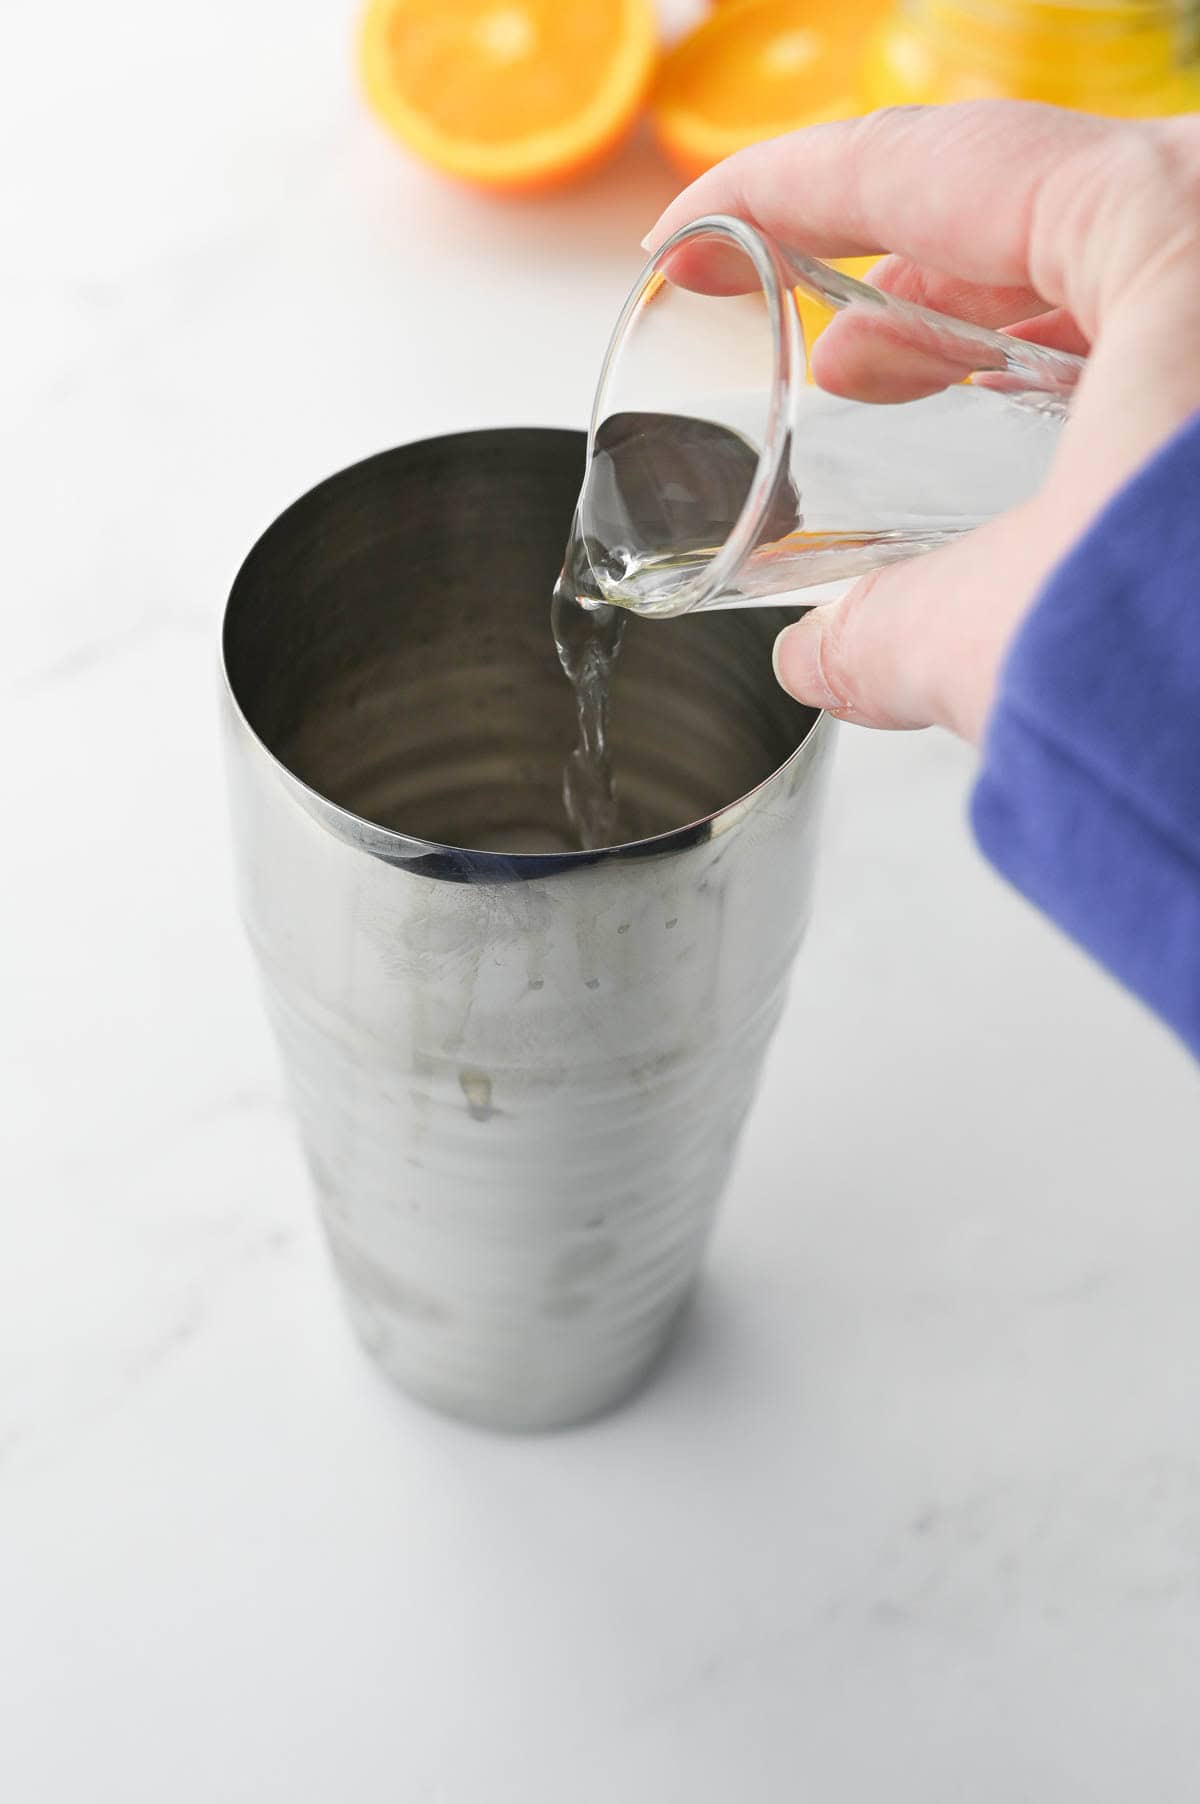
<box><xmin>223</xmin><ymin>428</ymin><xmax>817</xmax><ymax>851</ymax></box>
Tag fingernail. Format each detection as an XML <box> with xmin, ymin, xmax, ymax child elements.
<box><xmin>639</xmin><ymin>232</ymin><xmax>654</xmax><ymax>252</ymax></box>
<box><xmin>773</xmin><ymin>618</ymin><xmax>840</xmax><ymax>710</ymax></box>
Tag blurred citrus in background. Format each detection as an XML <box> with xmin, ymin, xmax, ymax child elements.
<box><xmin>651</xmin><ymin>0</ymin><xmax>890</xmax><ymax>181</ymax></box>
<box><xmin>359</xmin><ymin>0</ymin><xmax>1200</xmax><ymax>195</ymax></box>
<box><xmin>359</xmin><ymin>0</ymin><xmax>657</xmax><ymax>191</ymax></box>
<box><xmin>862</xmin><ymin>0</ymin><xmax>1200</xmax><ymax>113</ymax></box>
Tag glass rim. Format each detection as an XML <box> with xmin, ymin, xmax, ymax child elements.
<box><xmin>583</xmin><ymin>213</ymin><xmax>803</xmax><ymax>619</ymax></box>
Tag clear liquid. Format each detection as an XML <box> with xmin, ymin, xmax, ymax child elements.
<box><xmin>557</xmin><ymin>410</ymin><xmax>798</xmax><ymax>618</ymax></box>
<box><xmin>550</xmin><ymin>582</ymin><xmax>625</xmax><ymax>851</ymax></box>
<box><xmin>550</xmin><ymin>411</ymin><xmax>767</xmax><ymax>849</ymax></box>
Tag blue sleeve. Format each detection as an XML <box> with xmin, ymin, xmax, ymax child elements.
<box><xmin>971</xmin><ymin>409</ymin><xmax>1200</xmax><ymax>1057</ymax></box>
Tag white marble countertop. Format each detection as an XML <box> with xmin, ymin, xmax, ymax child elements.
<box><xmin>4</xmin><ymin>4</ymin><xmax>1200</xmax><ymax>1798</ymax></box>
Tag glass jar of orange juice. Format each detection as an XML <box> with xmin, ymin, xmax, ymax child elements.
<box><xmin>862</xmin><ymin>0</ymin><xmax>1200</xmax><ymax>115</ymax></box>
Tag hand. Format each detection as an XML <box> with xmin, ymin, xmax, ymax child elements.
<box><xmin>644</xmin><ymin>102</ymin><xmax>1200</xmax><ymax>743</ymax></box>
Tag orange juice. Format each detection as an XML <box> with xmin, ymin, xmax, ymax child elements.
<box><xmin>862</xmin><ymin>0</ymin><xmax>1200</xmax><ymax>114</ymax></box>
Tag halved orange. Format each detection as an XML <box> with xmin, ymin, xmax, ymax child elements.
<box><xmin>653</xmin><ymin>0</ymin><xmax>885</xmax><ymax>182</ymax></box>
<box><xmin>360</xmin><ymin>0</ymin><xmax>658</xmax><ymax>193</ymax></box>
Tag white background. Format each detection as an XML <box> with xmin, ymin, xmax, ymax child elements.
<box><xmin>3</xmin><ymin>3</ymin><xmax>1200</xmax><ymax>1798</ymax></box>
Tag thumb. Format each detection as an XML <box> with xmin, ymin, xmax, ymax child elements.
<box><xmin>771</xmin><ymin>506</ymin><xmax>1055</xmax><ymax>744</ymax></box>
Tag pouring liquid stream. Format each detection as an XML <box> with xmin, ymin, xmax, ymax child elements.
<box><xmin>550</xmin><ymin>411</ymin><xmax>769</xmax><ymax>850</ymax></box>
<box><xmin>552</xmin><ymin>407</ymin><xmax>784</xmax><ymax>849</ymax></box>
<box><xmin>550</xmin><ymin>583</ymin><xmax>625</xmax><ymax>852</ymax></box>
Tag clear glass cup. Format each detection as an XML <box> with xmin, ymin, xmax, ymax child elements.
<box><xmin>558</xmin><ymin>214</ymin><xmax>1085</xmax><ymax>619</ymax></box>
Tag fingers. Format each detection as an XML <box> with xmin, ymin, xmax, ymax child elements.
<box><xmin>771</xmin><ymin>504</ymin><xmax>1064</xmax><ymax>742</ymax></box>
<box><xmin>650</xmin><ymin>235</ymin><xmax>764</xmax><ymax>297</ymax></box>
<box><xmin>866</xmin><ymin>254</ymin><xmax>1050</xmax><ymax>327</ymax></box>
<box><xmin>869</xmin><ymin>256</ymin><xmax>1092</xmax><ymax>352</ymax></box>
<box><xmin>810</xmin><ymin>312</ymin><xmax>984</xmax><ymax>403</ymax></box>
<box><xmin>1004</xmin><ymin>308</ymin><xmax>1092</xmax><ymax>356</ymax></box>
<box><xmin>810</xmin><ymin>258</ymin><xmax>1091</xmax><ymax>402</ymax></box>
<box><xmin>644</xmin><ymin>102</ymin><xmax>1117</xmax><ymax>303</ymax></box>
